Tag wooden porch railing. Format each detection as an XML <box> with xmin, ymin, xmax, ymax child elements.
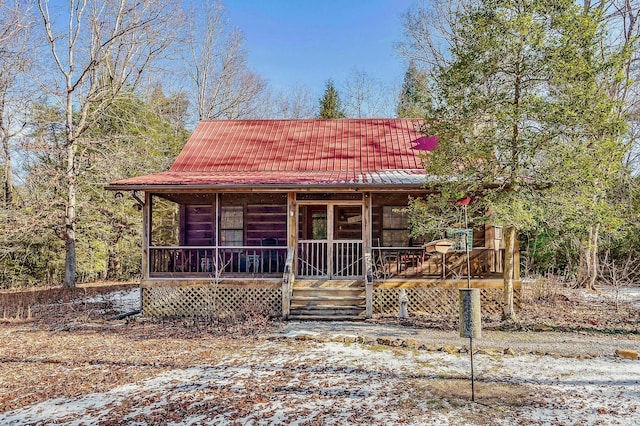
<box><xmin>372</xmin><ymin>247</ymin><xmax>504</xmax><ymax>280</ymax></box>
<box><xmin>297</xmin><ymin>240</ymin><xmax>363</xmax><ymax>279</ymax></box>
<box><xmin>149</xmin><ymin>246</ymin><xmax>287</xmax><ymax>278</ymax></box>
<box><xmin>296</xmin><ymin>240</ymin><xmax>327</xmax><ymax>278</ymax></box>
<box><xmin>148</xmin><ymin>244</ymin><xmax>503</xmax><ymax>281</ymax></box>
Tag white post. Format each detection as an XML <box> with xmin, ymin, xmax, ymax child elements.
<box><xmin>399</xmin><ymin>288</ymin><xmax>408</xmax><ymax>319</ymax></box>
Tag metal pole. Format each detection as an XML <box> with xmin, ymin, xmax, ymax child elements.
<box><xmin>464</xmin><ymin>204</ymin><xmax>474</xmax><ymax>401</ymax></box>
<box><xmin>464</xmin><ymin>204</ymin><xmax>471</xmax><ymax>290</ymax></box>
<box><xmin>470</xmin><ymin>336</ymin><xmax>475</xmax><ymax>401</ymax></box>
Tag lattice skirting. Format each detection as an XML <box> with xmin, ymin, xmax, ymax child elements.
<box><xmin>142</xmin><ymin>286</ymin><xmax>281</xmax><ymax>317</ymax></box>
<box><xmin>373</xmin><ymin>288</ymin><xmax>521</xmax><ymax>317</ymax></box>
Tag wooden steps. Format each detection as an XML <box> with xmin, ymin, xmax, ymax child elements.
<box><xmin>289</xmin><ymin>280</ymin><xmax>366</xmax><ymax>321</ymax></box>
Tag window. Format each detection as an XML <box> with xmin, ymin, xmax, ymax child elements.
<box><xmin>220</xmin><ymin>205</ymin><xmax>243</xmax><ymax>246</ymax></box>
<box><xmin>382</xmin><ymin>206</ymin><xmax>409</xmax><ymax>247</ymax></box>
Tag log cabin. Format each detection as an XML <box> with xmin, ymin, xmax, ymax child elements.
<box><xmin>107</xmin><ymin>119</ymin><xmax>520</xmax><ymax>320</ymax></box>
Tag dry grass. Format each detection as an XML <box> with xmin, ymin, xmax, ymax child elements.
<box><xmin>0</xmin><ymin>282</ymin><xmax>138</xmax><ymax>322</ymax></box>
<box><xmin>0</xmin><ymin>322</ymin><xmax>247</xmax><ymax>412</ymax></box>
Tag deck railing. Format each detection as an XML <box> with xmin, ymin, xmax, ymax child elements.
<box><xmin>149</xmin><ymin>245</ymin><xmax>287</xmax><ymax>278</ymax></box>
<box><xmin>148</xmin><ymin>244</ymin><xmax>504</xmax><ymax>280</ymax></box>
<box><xmin>372</xmin><ymin>246</ymin><xmax>504</xmax><ymax>280</ymax></box>
<box><xmin>297</xmin><ymin>240</ymin><xmax>363</xmax><ymax>279</ymax></box>
<box><xmin>333</xmin><ymin>240</ymin><xmax>363</xmax><ymax>278</ymax></box>
<box><xmin>296</xmin><ymin>240</ymin><xmax>328</xmax><ymax>278</ymax></box>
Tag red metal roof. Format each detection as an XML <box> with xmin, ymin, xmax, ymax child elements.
<box><xmin>109</xmin><ymin>119</ymin><xmax>427</xmax><ymax>189</ymax></box>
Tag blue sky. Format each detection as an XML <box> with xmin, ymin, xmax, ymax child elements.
<box><xmin>224</xmin><ymin>0</ymin><xmax>417</xmax><ymax>95</ymax></box>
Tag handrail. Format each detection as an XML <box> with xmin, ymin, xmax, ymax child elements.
<box><xmin>149</xmin><ymin>245</ymin><xmax>287</xmax><ymax>277</ymax></box>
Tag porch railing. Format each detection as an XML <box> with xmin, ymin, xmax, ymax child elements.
<box><xmin>333</xmin><ymin>240</ymin><xmax>363</xmax><ymax>278</ymax></box>
<box><xmin>149</xmin><ymin>245</ymin><xmax>287</xmax><ymax>278</ymax></box>
<box><xmin>297</xmin><ymin>240</ymin><xmax>363</xmax><ymax>279</ymax></box>
<box><xmin>148</xmin><ymin>244</ymin><xmax>504</xmax><ymax>280</ymax></box>
<box><xmin>296</xmin><ymin>240</ymin><xmax>328</xmax><ymax>278</ymax></box>
<box><xmin>372</xmin><ymin>246</ymin><xmax>504</xmax><ymax>280</ymax></box>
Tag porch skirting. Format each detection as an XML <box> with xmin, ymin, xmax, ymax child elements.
<box><xmin>139</xmin><ymin>279</ymin><xmax>519</xmax><ymax>319</ymax></box>
<box><xmin>372</xmin><ymin>280</ymin><xmax>521</xmax><ymax>317</ymax></box>
<box><xmin>141</xmin><ymin>280</ymin><xmax>281</xmax><ymax>317</ymax></box>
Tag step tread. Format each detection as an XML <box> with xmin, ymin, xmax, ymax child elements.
<box><xmin>291</xmin><ymin>306</ymin><xmax>365</xmax><ymax>311</ymax></box>
<box><xmin>289</xmin><ymin>310</ymin><xmax>364</xmax><ymax>315</ymax></box>
<box><xmin>293</xmin><ymin>287</ymin><xmax>365</xmax><ymax>291</ymax></box>
<box><xmin>291</xmin><ymin>295</ymin><xmax>365</xmax><ymax>301</ymax></box>
<box><xmin>287</xmin><ymin>315</ymin><xmax>365</xmax><ymax>321</ymax></box>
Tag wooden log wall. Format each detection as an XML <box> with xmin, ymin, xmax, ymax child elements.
<box><xmin>179</xmin><ymin>193</ymin><xmax>288</xmax><ymax>247</ymax></box>
<box><xmin>246</xmin><ymin>204</ymin><xmax>287</xmax><ymax>246</ymax></box>
<box><xmin>183</xmin><ymin>205</ymin><xmax>215</xmax><ymax>245</ymax></box>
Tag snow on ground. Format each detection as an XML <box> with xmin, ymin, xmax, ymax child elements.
<box><xmin>582</xmin><ymin>286</ymin><xmax>640</xmax><ymax>309</ymax></box>
<box><xmin>1</xmin><ymin>338</ymin><xmax>638</xmax><ymax>425</ymax></box>
<box><xmin>85</xmin><ymin>288</ymin><xmax>140</xmax><ymax>314</ymax></box>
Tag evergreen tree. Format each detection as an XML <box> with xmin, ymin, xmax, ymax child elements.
<box><xmin>396</xmin><ymin>61</ymin><xmax>430</xmax><ymax>118</ymax></box>
<box><xmin>405</xmin><ymin>0</ymin><xmax>626</xmax><ymax>319</ymax></box>
<box><xmin>318</xmin><ymin>79</ymin><xmax>346</xmax><ymax>119</ymax></box>
<box><xmin>16</xmin><ymin>93</ymin><xmax>189</xmax><ymax>286</ymax></box>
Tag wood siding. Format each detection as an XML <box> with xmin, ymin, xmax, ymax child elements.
<box><xmin>183</xmin><ymin>205</ymin><xmax>215</xmax><ymax>246</ymax></box>
<box><xmin>179</xmin><ymin>193</ymin><xmax>288</xmax><ymax>247</ymax></box>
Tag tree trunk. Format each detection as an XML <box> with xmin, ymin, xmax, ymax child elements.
<box><xmin>63</xmin><ymin>131</ymin><xmax>77</xmax><ymax>288</ymax></box>
<box><xmin>107</xmin><ymin>245</ymin><xmax>122</xmax><ymax>280</ymax></box>
<box><xmin>64</xmin><ymin>97</ymin><xmax>78</xmax><ymax>288</ymax></box>
<box><xmin>502</xmin><ymin>226</ymin><xmax>517</xmax><ymax>321</ymax></box>
<box><xmin>577</xmin><ymin>224</ymin><xmax>599</xmax><ymax>290</ymax></box>
<box><xmin>1</xmin><ymin>93</ymin><xmax>14</xmax><ymax>208</ymax></box>
<box><xmin>2</xmin><ymin>136</ymin><xmax>12</xmax><ymax>208</ymax></box>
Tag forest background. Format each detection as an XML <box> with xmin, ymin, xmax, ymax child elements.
<box><xmin>0</xmin><ymin>0</ymin><xmax>639</xmax><ymax>290</ymax></box>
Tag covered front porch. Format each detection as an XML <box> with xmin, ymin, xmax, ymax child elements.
<box><xmin>137</xmin><ymin>189</ymin><xmax>514</xmax><ymax>319</ymax></box>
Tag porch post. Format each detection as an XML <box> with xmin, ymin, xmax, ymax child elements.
<box><xmin>283</xmin><ymin>191</ymin><xmax>296</xmax><ymax>318</ymax></box>
<box><xmin>141</xmin><ymin>192</ymin><xmax>151</xmax><ymax>281</ymax></box>
<box><xmin>364</xmin><ymin>192</ymin><xmax>373</xmax><ymax>318</ymax></box>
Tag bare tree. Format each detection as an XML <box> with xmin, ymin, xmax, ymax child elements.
<box><xmin>36</xmin><ymin>0</ymin><xmax>178</xmax><ymax>287</ymax></box>
<box><xmin>396</xmin><ymin>1</ymin><xmax>462</xmax><ymax>81</ymax></box>
<box><xmin>269</xmin><ymin>83</ymin><xmax>317</xmax><ymax>119</ymax></box>
<box><xmin>342</xmin><ymin>68</ymin><xmax>394</xmax><ymax>118</ymax></box>
<box><xmin>575</xmin><ymin>0</ymin><xmax>640</xmax><ymax>289</ymax></box>
<box><xmin>0</xmin><ymin>0</ymin><xmax>32</xmax><ymax>208</ymax></box>
<box><xmin>599</xmin><ymin>252</ymin><xmax>640</xmax><ymax>311</ymax></box>
<box><xmin>183</xmin><ymin>0</ymin><xmax>267</xmax><ymax>120</ymax></box>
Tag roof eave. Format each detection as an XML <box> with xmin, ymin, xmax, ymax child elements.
<box><xmin>105</xmin><ymin>182</ymin><xmax>428</xmax><ymax>192</ymax></box>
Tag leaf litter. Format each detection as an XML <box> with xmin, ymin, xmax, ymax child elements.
<box><xmin>0</xmin><ymin>285</ymin><xmax>638</xmax><ymax>425</ymax></box>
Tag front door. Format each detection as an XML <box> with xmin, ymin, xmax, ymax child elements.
<box><xmin>297</xmin><ymin>203</ymin><xmax>363</xmax><ymax>279</ymax></box>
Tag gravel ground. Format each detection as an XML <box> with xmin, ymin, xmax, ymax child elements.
<box><xmin>274</xmin><ymin>321</ymin><xmax>640</xmax><ymax>358</ymax></box>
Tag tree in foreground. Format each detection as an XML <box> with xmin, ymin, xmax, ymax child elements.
<box><xmin>318</xmin><ymin>79</ymin><xmax>346</xmax><ymax>119</ymax></box>
<box><xmin>402</xmin><ymin>0</ymin><xmax>626</xmax><ymax>319</ymax></box>
<box><xmin>37</xmin><ymin>0</ymin><xmax>177</xmax><ymax>287</ymax></box>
